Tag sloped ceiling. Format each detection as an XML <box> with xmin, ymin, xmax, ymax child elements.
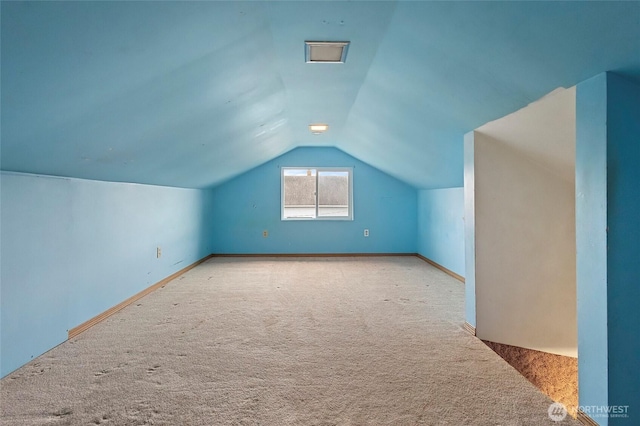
<box><xmin>477</xmin><ymin>87</ymin><xmax>576</xmax><ymax>185</ymax></box>
<box><xmin>2</xmin><ymin>1</ymin><xmax>639</xmax><ymax>189</ymax></box>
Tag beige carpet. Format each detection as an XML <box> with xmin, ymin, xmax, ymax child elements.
<box><xmin>1</xmin><ymin>256</ymin><xmax>580</xmax><ymax>425</ymax></box>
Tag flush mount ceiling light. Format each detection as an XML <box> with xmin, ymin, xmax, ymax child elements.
<box><xmin>309</xmin><ymin>124</ymin><xmax>329</xmax><ymax>134</ymax></box>
<box><xmin>305</xmin><ymin>41</ymin><xmax>350</xmax><ymax>63</ymax></box>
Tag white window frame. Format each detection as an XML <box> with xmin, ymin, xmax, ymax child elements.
<box><xmin>281</xmin><ymin>167</ymin><xmax>353</xmax><ymax>221</ymax></box>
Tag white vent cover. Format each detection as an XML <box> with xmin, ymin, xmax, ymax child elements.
<box><xmin>305</xmin><ymin>41</ymin><xmax>350</xmax><ymax>63</ymax></box>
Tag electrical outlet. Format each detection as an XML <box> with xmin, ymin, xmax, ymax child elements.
<box><xmin>157</xmin><ymin>247</ymin><xmax>162</xmax><ymax>258</ymax></box>
<box><xmin>263</xmin><ymin>230</ymin><xmax>268</xmax><ymax>238</ymax></box>
<box><xmin>364</xmin><ymin>229</ymin><xmax>369</xmax><ymax>237</ymax></box>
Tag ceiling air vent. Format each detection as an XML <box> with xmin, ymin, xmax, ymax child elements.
<box><xmin>305</xmin><ymin>41</ymin><xmax>350</xmax><ymax>63</ymax></box>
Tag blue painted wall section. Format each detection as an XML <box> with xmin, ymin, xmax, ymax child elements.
<box><xmin>210</xmin><ymin>147</ymin><xmax>417</xmax><ymax>254</ymax></box>
<box><xmin>0</xmin><ymin>172</ymin><xmax>214</xmax><ymax>377</ymax></box>
<box><xmin>417</xmin><ymin>188</ymin><xmax>465</xmax><ymax>277</ymax></box>
<box><xmin>576</xmin><ymin>72</ymin><xmax>640</xmax><ymax>425</ymax></box>
<box><xmin>605</xmin><ymin>73</ymin><xmax>640</xmax><ymax>423</ymax></box>
<box><xmin>576</xmin><ymin>74</ymin><xmax>611</xmax><ymax>422</ymax></box>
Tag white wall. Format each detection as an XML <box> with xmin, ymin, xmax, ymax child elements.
<box><xmin>472</xmin><ymin>87</ymin><xmax>576</xmax><ymax>357</ymax></box>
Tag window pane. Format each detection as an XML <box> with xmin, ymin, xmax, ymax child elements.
<box><xmin>283</xmin><ymin>169</ymin><xmax>316</xmax><ymax>218</ymax></box>
<box><xmin>317</xmin><ymin>171</ymin><xmax>349</xmax><ymax>217</ymax></box>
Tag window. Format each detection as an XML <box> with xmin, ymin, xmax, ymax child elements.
<box><xmin>281</xmin><ymin>167</ymin><xmax>353</xmax><ymax>220</ymax></box>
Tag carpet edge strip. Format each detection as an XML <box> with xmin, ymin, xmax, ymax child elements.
<box><xmin>463</xmin><ymin>322</ymin><xmax>477</xmax><ymax>336</ymax></box>
<box><xmin>415</xmin><ymin>254</ymin><xmax>465</xmax><ymax>283</ymax></box>
<box><xmin>68</xmin><ymin>254</ymin><xmax>214</xmax><ymax>339</ymax></box>
<box><xmin>576</xmin><ymin>410</ymin><xmax>599</xmax><ymax>426</ymax></box>
<box><xmin>211</xmin><ymin>253</ymin><xmax>416</xmax><ymax>258</ymax></box>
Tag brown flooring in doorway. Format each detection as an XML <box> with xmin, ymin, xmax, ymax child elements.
<box><xmin>483</xmin><ymin>340</ymin><xmax>578</xmax><ymax>417</ymax></box>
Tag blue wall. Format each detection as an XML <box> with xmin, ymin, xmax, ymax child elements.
<box><xmin>576</xmin><ymin>73</ymin><xmax>609</xmax><ymax>420</ymax></box>
<box><xmin>210</xmin><ymin>147</ymin><xmax>417</xmax><ymax>254</ymax></box>
<box><xmin>576</xmin><ymin>72</ymin><xmax>640</xmax><ymax>425</ymax></box>
<box><xmin>417</xmin><ymin>187</ymin><xmax>465</xmax><ymax>277</ymax></box>
<box><xmin>605</xmin><ymin>73</ymin><xmax>640</xmax><ymax>422</ymax></box>
<box><xmin>0</xmin><ymin>172</ymin><xmax>214</xmax><ymax>377</ymax></box>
